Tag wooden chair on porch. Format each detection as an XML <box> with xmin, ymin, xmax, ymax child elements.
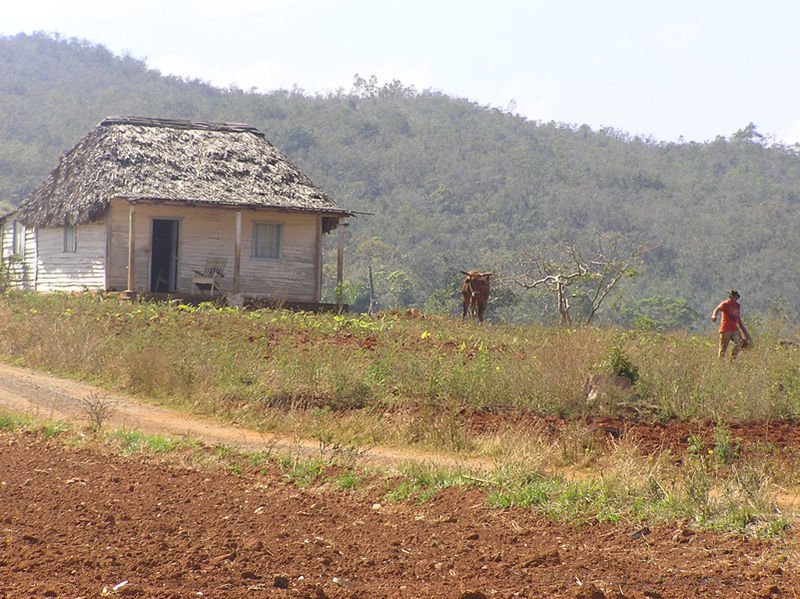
<box><xmin>192</xmin><ymin>257</ymin><xmax>226</xmax><ymax>295</ymax></box>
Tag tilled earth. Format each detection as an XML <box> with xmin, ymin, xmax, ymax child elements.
<box><xmin>1</xmin><ymin>363</ymin><xmax>800</xmax><ymax>597</ymax></box>
<box><xmin>1</xmin><ymin>430</ymin><xmax>798</xmax><ymax>599</ymax></box>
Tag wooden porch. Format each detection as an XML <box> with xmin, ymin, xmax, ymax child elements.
<box><xmin>106</xmin><ymin>290</ymin><xmax>348</xmax><ymax>313</ymax></box>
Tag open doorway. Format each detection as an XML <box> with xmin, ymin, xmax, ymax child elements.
<box><xmin>150</xmin><ymin>219</ymin><xmax>179</xmax><ymax>293</ymax></box>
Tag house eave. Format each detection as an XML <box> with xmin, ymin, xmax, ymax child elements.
<box><xmin>112</xmin><ymin>195</ymin><xmax>354</xmax><ymax>218</ymax></box>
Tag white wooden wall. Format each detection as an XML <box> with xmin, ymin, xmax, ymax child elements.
<box><xmin>0</xmin><ymin>219</ymin><xmax>12</xmax><ymax>282</ymax></box>
<box><xmin>0</xmin><ymin>216</ymin><xmax>37</xmax><ymax>291</ymax></box>
<box><xmin>108</xmin><ymin>198</ymin><xmax>321</xmax><ymax>301</ymax></box>
<box><xmin>35</xmin><ymin>222</ymin><xmax>106</xmax><ymax>291</ymax></box>
<box><xmin>0</xmin><ymin>219</ymin><xmax>10</xmax><ymax>265</ymax></box>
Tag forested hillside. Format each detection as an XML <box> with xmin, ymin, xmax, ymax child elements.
<box><xmin>3</xmin><ymin>32</ymin><xmax>800</xmax><ymax>327</ymax></box>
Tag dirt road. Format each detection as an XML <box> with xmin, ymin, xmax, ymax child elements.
<box><xmin>0</xmin><ymin>361</ymin><xmax>486</xmax><ymax>470</ymax></box>
<box><xmin>0</xmin><ymin>360</ymin><xmax>297</xmax><ymax>446</ymax></box>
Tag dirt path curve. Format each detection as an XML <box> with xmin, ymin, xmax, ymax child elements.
<box><xmin>0</xmin><ymin>361</ymin><xmax>478</xmax><ymax>471</ymax></box>
<box><xmin>4</xmin><ymin>360</ymin><xmax>800</xmax><ymax>509</ymax></box>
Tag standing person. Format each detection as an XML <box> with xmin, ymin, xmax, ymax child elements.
<box><xmin>711</xmin><ymin>289</ymin><xmax>752</xmax><ymax>359</ymax></box>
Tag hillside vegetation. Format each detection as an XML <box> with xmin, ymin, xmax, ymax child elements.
<box><xmin>3</xmin><ymin>33</ymin><xmax>800</xmax><ymax>326</ymax></box>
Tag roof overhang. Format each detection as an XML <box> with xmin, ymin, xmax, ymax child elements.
<box><xmin>112</xmin><ymin>195</ymin><xmax>354</xmax><ymax>218</ymax></box>
<box><xmin>0</xmin><ymin>209</ymin><xmax>17</xmax><ymax>222</ymax></box>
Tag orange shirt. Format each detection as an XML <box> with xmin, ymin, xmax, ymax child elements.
<box><xmin>715</xmin><ymin>298</ymin><xmax>740</xmax><ymax>333</ymax></box>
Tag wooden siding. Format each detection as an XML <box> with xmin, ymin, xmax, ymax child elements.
<box><xmin>107</xmin><ymin>199</ymin><xmax>321</xmax><ymax>301</ymax></box>
<box><xmin>0</xmin><ymin>219</ymin><xmax>9</xmax><ymax>265</ymax></box>
<box><xmin>35</xmin><ymin>223</ymin><xmax>106</xmax><ymax>291</ymax></box>
<box><xmin>0</xmin><ymin>217</ymin><xmax>36</xmax><ymax>290</ymax></box>
<box><xmin>0</xmin><ymin>219</ymin><xmax>11</xmax><ymax>281</ymax></box>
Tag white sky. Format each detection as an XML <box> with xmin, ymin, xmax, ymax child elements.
<box><xmin>3</xmin><ymin>0</ymin><xmax>800</xmax><ymax>145</ymax></box>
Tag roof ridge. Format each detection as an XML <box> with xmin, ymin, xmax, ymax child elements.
<box><xmin>100</xmin><ymin>116</ymin><xmax>265</xmax><ymax>136</ymax></box>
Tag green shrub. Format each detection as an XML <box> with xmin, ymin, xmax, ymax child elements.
<box><xmin>598</xmin><ymin>338</ymin><xmax>639</xmax><ymax>383</ymax></box>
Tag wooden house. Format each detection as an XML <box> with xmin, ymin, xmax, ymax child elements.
<box><xmin>0</xmin><ymin>117</ymin><xmax>351</xmax><ymax>303</ymax></box>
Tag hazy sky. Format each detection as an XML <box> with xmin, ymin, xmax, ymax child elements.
<box><xmin>4</xmin><ymin>0</ymin><xmax>800</xmax><ymax>145</ymax></box>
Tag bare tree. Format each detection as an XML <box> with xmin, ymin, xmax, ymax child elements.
<box><xmin>513</xmin><ymin>234</ymin><xmax>653</xmax><ymax>327</ymax></box>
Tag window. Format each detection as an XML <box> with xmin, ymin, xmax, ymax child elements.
<box><xmin>253</xmin><ymin>222</ymin><xmax>282</xmax><ymax>259</ymax></box>
<box><xmin>63</xmin><ymin>224</ymin><xmax>77</xmax><ymax>253</ymax></box>
<box><xmin>13</xmin><ymin>221</ymin><xmax>25</xmax><ymax>256</ymax></box>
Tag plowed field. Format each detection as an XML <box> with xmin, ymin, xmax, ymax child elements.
<box><xmin>1</xmin><ymin>362</ymin><xmax>799</xmax><ymax>598</ymax></box>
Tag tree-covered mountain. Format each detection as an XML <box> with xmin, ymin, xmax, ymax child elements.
<box><xmin>2</xmin><ymin>32</ymin><xmax>800</xmax><ymax>327</ymax></box>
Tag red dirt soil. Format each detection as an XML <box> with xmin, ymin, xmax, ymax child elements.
<box><xmin>2</xmin><ymin>362</ymin><xmax>800</xmax><ymax>597</ymax></box>
<box><xmin>1</xmin><ymin>430</ymin><xmax>797</xmax><ymax>599</ymax></box>
<box><xmin>466</xmin><ymin>411</ymin><xmax>800</xmax><ymax>458</ymax></box>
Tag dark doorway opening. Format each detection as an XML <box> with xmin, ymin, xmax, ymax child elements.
<box><xmin>150</xmin><ymin>219</ymin><xmax>179</xmax><ymax>293</ymax></box>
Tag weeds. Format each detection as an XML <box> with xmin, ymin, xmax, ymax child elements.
<box><xmin>281</xmin><ymin>457</ymin><xmax>325</xmax><ymax>487</ymax></box>
<box><xmin>597</xmin><ymin>336</ymin><xmax>639</xmax><ymax>383</ymax></box>
<box><xmin>384</xmin><ymin>462</ymin><xmax>473</xmax><ymax>503</ymax></box>
<box><xmin>39</xmin><ymin>420</ymin><xmax>69</xmax><ymax>438</ymax></box>
<box><xmin>0</xmin><ymin>411</ymin><xmax>25</xmax><ymax>431</ymax></box>
<box><xmin>108</xmin><ymin>429</ymin><xmax>180</xmax><ymax>454</ymax></box>
<box><xmin>336</xmin><ymin>470</ymin><xmax>364</xmax><ymax>491</ymax></box>
<box><xmin>0</xmin><ymin>409</ymin><xmax>67</xmax><ymax>437</ymax></box>
<box><xmin>80</xmin><ymin>392</ymin><xmax>114</xmax><ymax>433</ymax></box>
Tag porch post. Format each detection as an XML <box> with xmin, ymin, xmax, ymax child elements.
<box><xmin>336</xmin><ymin>216</ymin><xmax>344</xmax><ymax>311</ymax></box>
<box><xmin>234</xmin><ymin>211</ymin><xmax>242</xmax><ymax>293</ymax></box>
<box><xmin>314</xmin><ymin>215</ymin><xmax>322</xmax><ymax>302</ymax></box>
<box><xmin>126</xmin><ymin>201</ymin><xmax>136</xmax><ymax>292</ymax></box>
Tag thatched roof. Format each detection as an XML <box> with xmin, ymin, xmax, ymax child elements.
<box><xmin>16</xmin><ymin>116</ymin><xmax>350</xmax><ymax>228</ymax></box>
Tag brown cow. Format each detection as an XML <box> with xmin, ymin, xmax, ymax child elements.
<box><xmin>460</xmin><ymin>270</ymin><xmax>492</xmax><ymax>322</ymax></box>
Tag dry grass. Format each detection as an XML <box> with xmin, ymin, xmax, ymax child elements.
<box><xmin>2</xmin><ymin>292</ymin><xmax>800</xmax><ymax>446</ymax></box>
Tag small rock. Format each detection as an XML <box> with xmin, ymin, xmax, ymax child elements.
<box><xmin>643</xmin><ymin>590</ymin><xmax>663</xmax><ymax>599</ymax></box>
<box><xmin>574</xmin><ymin>583</ymin><xmax>606</xmax><ymax>599</ymax></box>
<box><xmin>273</xmin><ymin>575</ymin><xmax>290</xmax><ymax>589</ymax></box>
<box><xmin>210</xmin><ymin>551</ymin><xmax>236</xmax><ymax>564</ymax></box>
<box><xmin>118</xmin><ymin>585</ymin><xmax>141</xmax><ymax>597</ymax></box>
<box><xmin>524</xmin><ymin>550</ymin><xmax>560</xmax><ymax>567</ymax></box>
<box><xmin>459</xmin><ymin>592</ymin><xmax>488</xmax><ymax>599</ymax></box>
<box><xmin>585</xmin><ymin>374</ymin><xmax>633</xmax><ymax>403</ymax></box>
<box><xmin>671</xmin><ymin>527</ymin><xmax>695</xmax><ymax>544</ymax></box>
<box><xmin>242</xmin><ymin>538</ymin><xmax>263</xmax><ymax>552</ymax></box>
